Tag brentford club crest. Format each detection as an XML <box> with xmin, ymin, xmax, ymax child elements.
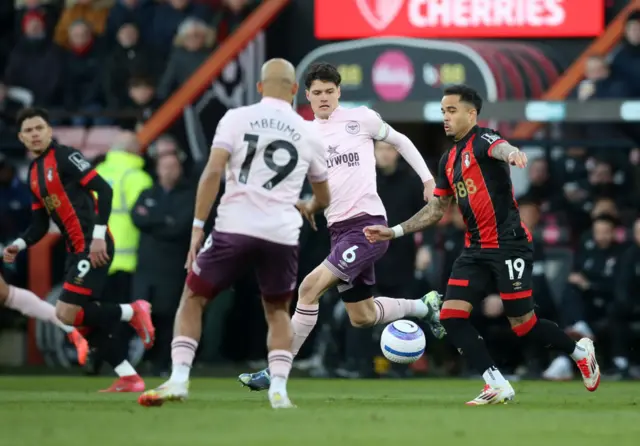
<box><xmin>463</xmin><ymin>153</ymin><xmax>470</xmax><ymax>168</ymax></box>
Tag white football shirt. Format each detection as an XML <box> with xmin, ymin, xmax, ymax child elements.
<box><xmin>211</xmin><ymin>97</ymin><xmax>328</xmax><ymax>245</ymax></box>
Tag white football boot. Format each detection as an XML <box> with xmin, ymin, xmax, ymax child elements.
<box><xmin>465</xmin><ymin>382</ymin><xmax>515</xmax><ymax>406</ymax></box>
<box><xmin>573</xmin><ymin>337</ymin><xmax>601</xmax><ymax>392</ymax></box>
<box><xmin>269</xmin><ymin>391</ymin><xmax>296</xmax><ymax>409</ymax></box>
<box><xmin>138</xmin><ymin>381</ymin><xmax>189</xmax><ymax>407</ymax></box>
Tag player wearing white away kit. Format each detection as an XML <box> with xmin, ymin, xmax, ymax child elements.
<box><xmin>138</xmin><ymin>59</ymin><xmax>330</xmax><ymax>409</ymax></box>
<box><xmin>240</xmin><ymin>62</ymin><xmax>445</xmax><ymax>391</ymax></box>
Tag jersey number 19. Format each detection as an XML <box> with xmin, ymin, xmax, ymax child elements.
<box><xmin>239</xmin><ymin>134</ymin><xmax>299</xmax><ymax>190</ymax></box>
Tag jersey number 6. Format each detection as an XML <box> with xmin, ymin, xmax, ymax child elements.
<box><xmin>239</xmin><ymin>134</ymin><xmax>299</xmax><ymax>190</ymax></box>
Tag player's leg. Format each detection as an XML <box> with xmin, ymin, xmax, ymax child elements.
<box><xmin>262</xmin><ymin>295</ymin><xmax>295</xmax><ymax>409</ymax></box>
<box><xmin>0</xmin><ymin>274</ymin><xmax>89</xmax><ymax>364</ymax></box>
<box><xmin>253</xmin><ymin>241</ymin><xmax>299</xmax><ymax>408</ymax></box>
<box><xmin>328</xmin><ymin>219</ymin><xmax>444</xmax><ymax>335</ymax></box>
<box><xmin>139</xmin><ymin>232</ymin><xmax>248</xmax><ymax>406</ymax></box>
<box><xmin>57</xmin><ymin>247</ymin><xmax>154</xmax><ymax>348</ymax></box>
<box><xmin>438</xmin><ymin>253</ymin><xmax>515</xmax><ymax>405</ymax></box>
<box><xmin>497</xmin><ymin>250</ymin><xmax>600</xmax><ymax>392</ymax></box>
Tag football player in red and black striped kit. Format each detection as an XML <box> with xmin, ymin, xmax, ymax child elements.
<box><xmin>364</xmin><ymin>85</ymin><xmax>601</xmax><ymax>405</ymax></box>
<box><xmin>2</xmin><ymin>108</ymin><xmax>155</xmax><ymax>392</ymax></box>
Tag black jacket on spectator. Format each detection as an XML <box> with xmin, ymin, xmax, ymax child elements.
<box><xmin>150</xmin><ymin>2</ymin><xmax>211</xmax><ymax>53</ymax></box>
<box><xmin>610</xmin><ymin>40</ymin><xmax>640</xmax><ymax>98</ymax></box>
<box><xmin>375</xmin><ymin>163</ymin><xmax>424</xmax><ymax>289</ymax></box>
<box><xmin>615</xmin><ymin>244</ymin><xmax>640</xmax><ymax>308</ymax></box>
<box><xmin>4</xmin><ymin>38</ymin><xmax>63</xmax><ymax>106</ymax></box>
<box><xmin>157</xmin><ymin>47</ymin><xmax>211</xmax><ymax>99</ymax></box>
<box><xmin>105</xmin><ymin>0</ymin><xmax>156</xmax><ymax>45</ymax></box>
<box><xmin>573</xmin><ymin>234</ymin><xmax>623</xmax><ymax>295</ymax></box>
<box><xmin>103</xmin><ymin>43</ymin><xmax>156</xmax><ymax>109</ymax></box>
<box><xmin>531</xmin><ymin>239</ymin><xmax>557</xmax><ymax>319</ymax></box>
<box><xmin>62</xmin><ymin>42</ymin><xmax>104</xmax><ymax>109</ymax></box>
<box><xmin>131</xmin><ymin>180</ymin><xmax>195</xmax><ymax>278</ymax></box>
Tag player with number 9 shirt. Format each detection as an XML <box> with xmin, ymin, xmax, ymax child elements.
<box><xmin>364</xmin><ymin>85</ymin><xmax>601</xmax><ymax>405</ymax></box>
<box><xmin>3</xmin><ymin>108</ymin><xmax>155</xmax><ymax>392</ymax></box>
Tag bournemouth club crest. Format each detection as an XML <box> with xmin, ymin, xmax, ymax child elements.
<box><xmin>463</xmin><ymin>153</ymin><xmax>470</xmax><ymax>168</ymax></box>
<box><xmin>47</xmin><ymin>168</ymin><xmax>54</xmax><ymax>182</ymax></box>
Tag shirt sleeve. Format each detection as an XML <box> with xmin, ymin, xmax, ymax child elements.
<box><xmin>57</xmin><ymin>147</ymin><xmax>98</xmax><ymax>186</ymax></box>
<box><xmin>474</xmin><ymin>128</ymin><xmax>507</xmax><ymax>159</ymax></box>
<box><xmin>361</xmin><ymin>107</ymin><xmax>390</xmax><ymax>140</ymax></box>
<box><xmin>434</xmin><ymin>153</ymin><xmax>453</xmax><ymax>197</ymax></box>
<box><xmin>211</xmin><ymin>110</ymin><xmax>236</xmax><ymax>153</ymax></box>
<box><xmin>306</xmin><ymin>128</ymin><xmax>328</xmax><ymax>183</ymax></box>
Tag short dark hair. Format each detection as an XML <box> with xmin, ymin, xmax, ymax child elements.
<box><xmin>517</xmin><ymin>194</ymin><xmax>542</xmax><ymax>208</ymax></box>
<box><xmin>443</xmin><ymin>84</ymin><xmax>483</xmax><ymax>114</ymax></box>
<box><xmin>592</xmin><ymin>214</ymin><xmax>618</xmax><ymax>227</ymax></box>
<box><xmin>129</xmin><ymin>76</ymin><xmax>155</xmax><ymax>88</ymax></box>
<box><xmin>16</xmin><ymin>107</ymin><xmax>50</xmax><ymax>130</ymax></box>
<box><xmin>304</xmin><ymin>62</ymin><xmax>341</xmax><ymax>89</ymax></box>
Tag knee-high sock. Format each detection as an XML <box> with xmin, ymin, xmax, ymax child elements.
<box><xmin>290</xmin><ymin>303</ymin><xmax>319</xmax><ymax>356</ymax></box>
<box><xmin>373</xmin><ymin>297</ymin><xmax>428</xmax><ymax>324</ymax></box>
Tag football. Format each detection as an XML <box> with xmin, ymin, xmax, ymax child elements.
<box><xmin>380</xmin><ymin>320</ymin><xmax>426</xmax><ymax>364</ymax></box>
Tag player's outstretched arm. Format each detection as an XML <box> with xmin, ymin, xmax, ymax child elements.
<box><xmin>489</xmin><ymin>142</ymin><xmax>528</xmax><ymax>168</ymax></box>
<box><xmin>363</xmin><ymin>195</ymin><xmax>453</xmax><ymax>243</ymax></box>
<box><xmin>400</xmin><ymin>195</ymin><xmax>453</xmax><ymax>235</ymax></box>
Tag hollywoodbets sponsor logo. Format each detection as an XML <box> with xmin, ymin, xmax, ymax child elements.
<box><xmin>327</xmin><ymin>151</ymin><xmax>361</xmax><ymax>168</ymax></box>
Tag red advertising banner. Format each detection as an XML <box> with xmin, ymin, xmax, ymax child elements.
<box><xmin>315</xmin><ymin>0</ymin><xmax>604</xmax><ymax>39</ymax></box>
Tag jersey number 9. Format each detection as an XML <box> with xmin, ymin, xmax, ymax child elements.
<box><xmin>239</xmin><ymin>134</ymin><xmax>299</xmax><ymax>190</ymax></box>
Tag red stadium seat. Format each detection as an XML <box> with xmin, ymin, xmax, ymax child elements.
<box><xmin>52</xmin><ymin>127</ymin><xmax>87</xmax><ymax>148</ymax></box>
<box><xmin>83</xmin><ymin>126</ymin><xmax>121</xmax><ymax>158</ymax></box>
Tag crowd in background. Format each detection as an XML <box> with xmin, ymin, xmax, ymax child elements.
<box><xmin>0</xmin><ymin>1</ymin><xmax>639</xmax><ymax>382</ymax></box>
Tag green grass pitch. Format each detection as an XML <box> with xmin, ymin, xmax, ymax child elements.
<box><xmin>0</xmin><ymin>377</ymin><xmax>638</xmax><ymax>446</ymax></box>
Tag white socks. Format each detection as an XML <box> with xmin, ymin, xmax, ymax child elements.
<box><xmin>482</xmin><ymin>366</ymin><xmax>509</xmax><ymax>388</ymax></box>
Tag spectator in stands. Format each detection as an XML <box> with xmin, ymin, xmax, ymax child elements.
<box><xmin>4</xmin><ymin>13</ymin><xmax>62</xmax><ymax>107</ymax></box>
<box><xmin>105</xmin><ymin>0</ymin><xmax>156</xmax><ymax>45</ymax></box>
<box><xmin>62</xmin><ymin>19</ymin><xmax>109</xmax><ymax>126</ymax></box>
<box><xmin>118</xmin><ymin>75</ymin><xmax>159</xmax><ymax>131</ymax></box>
<box><xmin>14</xmin><ymin>0</ymin><xmax>60</xmax><ymax>40</ymax></box>
<box><xmin>521</xmin><ymin>157</ymin><xmax>562</xmax><ymax>213</ymax></box>
<box><xmin>610</xmin><ymin>218</ymin><xmax>640</xmax><ymax>378</ymax></box>
<box><xmin>0</xmin><ymin>81</ymin><xmax>22</xmax><ymax>135</ymax></box>
<box><xmin>132</xmin><ymin>152</ymin><xmax>194</xmax><ymax>376</ymax></box>
<box><xmin>564</xmin><ymin>157</ymin><xmax>620</xmax><ymax>240</ymax></box>
<box><xmin>543</xmin><ymin>215</ymin><xmax>623</xmax><ymax>380</ymax></box>
<box><xmin>577</xmin><ymin>55</ymin><xmax>629</xmax><ymax>102</ymax></box>
<box><xmin>0</xmin><ymin>154</ymin><xmax>31</xmax><ymax>245</ymax></box>
<box><xmin>157</xmin><ymin>18</ymin><xmax>216</xmax><ymax>99</ymax></box>
<box><xmin>54</xmin><ymin>0</ymin><xmax>111</xmax><ymax>49</ymax></box>
<box><xmin>151</xmin><ymin>0</ymin><xmax>211</xmax><ymax>55</ymax></box>
<box><xmin>212</xmin><ymin>0</ymin><xmax>259</xmax><ymax>42</ymax></box>
<box><xmin>609</xmin><ymin>11</ymin><xmax>640</xmax><ymax>98</ymax></box>
<box><xmin>103</xmin><ymin>22</ymin><xmax>155</xmax><ymax>111</ymax></box>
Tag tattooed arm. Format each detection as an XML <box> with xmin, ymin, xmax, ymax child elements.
<box><xmin>399</xmin><ymin>195</ymin><xmax>453</xmax><ymax>235</ymax></box>
<box><xmin>489</xmin><ymin>142</ymin><xmax>519</xmax><ymax>162</ymax></box>
<box><xmin>489</xmin><ymin>142</ymin><xmax>528</xmax><ymax>168</ymax></box>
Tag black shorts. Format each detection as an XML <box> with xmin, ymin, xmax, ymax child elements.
<box><xmin>445</xmin><ymin>244</ymin><xmax>534</xmax><ymax>317</ymax></box>
<box><xmin>59</xmin><ymin>237</ymin><xmax>115</xmax><ymax>305</ymax></box>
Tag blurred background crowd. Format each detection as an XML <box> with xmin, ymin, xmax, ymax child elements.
<box><xmin>0</xmin><ymin>0</ymin><xmax>639</xmax><ymax>384</ymax></box>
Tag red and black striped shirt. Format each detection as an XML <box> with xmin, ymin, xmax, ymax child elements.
<box><xmin>434</xmin><ymin>126</ymin><xmax>532</xmax><ymax>249</ymax></box>
<box><xmin>27</xmin><ymin>142</ymin><xmax>111</xmax><ymax>253</ymax></box>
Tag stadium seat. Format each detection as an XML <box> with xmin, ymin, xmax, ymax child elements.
<box><xmin>83</xmin><ymin>126</ymin><xmax>120</xmax><ymax>158</ymax></box>
<box><xmin>52</xmin><ymin>127</ymin><xmax>87</xmax><ymax>148</ymax></box>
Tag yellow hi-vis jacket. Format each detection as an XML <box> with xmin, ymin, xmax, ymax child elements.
<box><xmin>95</xmin><ymin>151</ymin><xmax>152</xmax><ymax>274</ymax></box>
